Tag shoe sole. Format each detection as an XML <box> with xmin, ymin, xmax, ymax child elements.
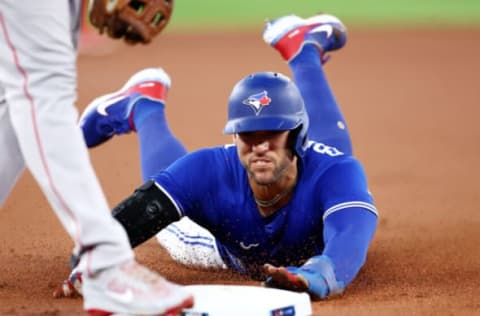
<box><xmin>305</xmin><ymin>14</ymin><xmax>346</xmax><ymax>31</ymax></box>
<box><xmin>263</xmin><ymin>15</ymin><xmax>305</xmax><ymax>45</ymax></box>
<box><xmin>123</xmin><ymin>68</ymin><xmax>171</xmax><ymax>91</ymax></box>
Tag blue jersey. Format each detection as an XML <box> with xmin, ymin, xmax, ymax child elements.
<box><xmin>153</xmin><ymin>141</ymin><xmax>378</xmax><ymax>284</ymax></box>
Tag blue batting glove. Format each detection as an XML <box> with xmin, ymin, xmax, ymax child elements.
<box><xmin>264</xmin><ymin>255</ymin><xmax>344</xmax><ymax>299</ymax></box>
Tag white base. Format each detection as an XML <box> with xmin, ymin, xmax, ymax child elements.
<box><xmin>182</xmin><ymin>285</ymin><xmax>312</xmax><ymax>316</ymax></box>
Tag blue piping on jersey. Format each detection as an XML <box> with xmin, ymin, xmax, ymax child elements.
<box><xmin>164</xmin><ymin>226</ymin><xmax>215</xmax><ymax>249</ymax></box>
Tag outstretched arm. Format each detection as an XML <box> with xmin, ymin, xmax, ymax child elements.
<box><xmin>264</xmin><ymin>208</ymin><xmax>378</xmax><ymax>299</ymax></box>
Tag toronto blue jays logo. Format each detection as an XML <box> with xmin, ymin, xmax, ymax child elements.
<box><xmin>242</xmin><ymin>90</ymin><xmax>272</xmax><ymax>115</ymax></box>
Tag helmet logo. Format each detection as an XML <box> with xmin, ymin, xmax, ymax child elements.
<box><xmin>242</xmin><ymin>90</ymin><xmax>271</xmax><ymax>115</ymax></box>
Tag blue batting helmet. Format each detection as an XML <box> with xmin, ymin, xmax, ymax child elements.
<box><xmin>223</xmin><ymin>72</ymin><xmax>309</xmax><ymax>157</ymax></box>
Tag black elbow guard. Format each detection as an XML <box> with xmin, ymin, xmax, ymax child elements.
<box><xmin>112</xmin><ymin>180</ymin><xmax>181</xmax><ymax>248</ymax></box>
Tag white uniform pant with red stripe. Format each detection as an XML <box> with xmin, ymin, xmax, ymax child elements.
<box><xmin>0</xmin><ymin>0</ymin><xmax>133</xmax><ymax>274</ymax></box>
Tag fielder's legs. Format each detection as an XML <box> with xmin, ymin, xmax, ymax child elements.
<box><xmin>0</xmin><ymin>86</ymin><xmax>25</xmax><ymax>206</ymax></box>
<box><xmin>0</xmin><ymin>0</ymin><xmax>132</xmax><ymax>274</ymax></box>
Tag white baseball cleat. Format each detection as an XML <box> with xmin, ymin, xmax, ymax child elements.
<box><xmin>263</xmin><ymin>13</ymin><xmax>347</xmax><ymax>63</ymax></box>
<box><xmin>82</xmin><ymin>260</ymin><xmax>193</xmax><ymax>315</ymax></box>
<box><xmin>79</xmin><ymin>67</ymin><xmax>171</xmax><ymax>148</ymax></box>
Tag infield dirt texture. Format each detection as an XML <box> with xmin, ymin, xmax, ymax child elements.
<box><xmin>0</xmin><ymin>4</ymin><xmax>479</xmax><ymax>315</ymax></box>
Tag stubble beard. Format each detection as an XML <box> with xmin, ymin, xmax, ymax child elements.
<box><xmin>248</xmin><ymin>155</ymin><xmax>292</xmax><ymax>186</ymax></box>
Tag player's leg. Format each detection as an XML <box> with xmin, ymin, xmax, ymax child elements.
<box><xmin>80</xmin><ymin>68</ymin><xmax>188</xmax><ymax>181</ymax></box>
<box><xmin>133</xmin><ymin>90</ymin><xmax>188</xmax><ymax>180</ymax></box>
<box><xmin>0</xmin><ymin>87</ymin><xmax>25</xmax><ymax>206</ymax></box>
<box><xmin>79</xmin><ymin>69</ymin><xmax>226</xmax><ymax>270</ymax></box>
<box><xmin>263</xmin><ymin>14</ymin><xmax>353</xmax><ymax>155</ymax></box>
<box><xmin>126</xmin><ymin>94</ymin><xmax>228</xmax><ymax>269</ymax></box>
<box><xmin>290</xmin><ymin>45</ymin><xmax>353</xmax><ymax>155</ymax></box>
<box><xmin>0</xmin><ymin>2</ymin><xmax>192</xmax><ymax>314</ymax></box>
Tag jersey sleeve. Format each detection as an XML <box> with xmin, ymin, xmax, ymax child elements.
<box><xmin>318</xmin><ymin>157</ymin><xmax>377</xmax><ymax>218</ymax></box>
<box><xmin>151</xmin><ymin>148</ymin><xmax>220</xmax><ymax>224</ymax></box>
<box><xmin>317</xmin><ymin>157</ymin><xmax>379</xmax><ymax>286</ymax></box>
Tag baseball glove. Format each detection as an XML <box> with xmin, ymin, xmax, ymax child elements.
<box><xmin>88</xmin><ymin>0</ymin><xmax>174</xmax><ymax>44</ymax></box>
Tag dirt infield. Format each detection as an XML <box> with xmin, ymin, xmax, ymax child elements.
<box><xmin>0</xmin><ymin>28</ymin><xmax>479</xmax><ymax>315</ymax></box>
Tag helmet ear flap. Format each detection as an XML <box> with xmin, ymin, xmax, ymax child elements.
<box><xmin>288</xmin><ymin>125</ymin><xmax>302</xmax><ymax>155</ymax></box>
<box><xmin>288</xmin><ymin>122</ymin><xmax>309</xmax><ymax>157</ymax></box>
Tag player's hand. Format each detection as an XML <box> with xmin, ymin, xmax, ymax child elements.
<box><xmin>263</xmin><ymin>256</ymin><xmax>344</xmax><ymax>300</ymax></box>
<box><xmin>52</xmin><ymin>269</ymin><xmax>83</xmax><ymax>298</ymax></box>
<box><xmin>263</xmin><ymin>263</ymin><xmax>329</xmax><ymax>299</ymax></box>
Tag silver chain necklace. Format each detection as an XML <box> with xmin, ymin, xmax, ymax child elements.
<box><xmin>254</xmin><ymin>185</ymin><xmax>295</xmax><ymax>208</ymax></box>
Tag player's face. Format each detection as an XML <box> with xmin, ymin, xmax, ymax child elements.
<box><xmin>235</xmin><ymin>130</ymin><xmax>294</xmax><ymax>185</ymax></box>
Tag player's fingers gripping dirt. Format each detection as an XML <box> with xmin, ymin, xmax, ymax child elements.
<box><xmin>52</xmin><ymin>269</ymin><xmax>83</xmax><ymax>299</ymax></box>
<box><xmin>88</xmin><ymin>0</ymin><xmax>174</xmax><ymax>44</ymax></box>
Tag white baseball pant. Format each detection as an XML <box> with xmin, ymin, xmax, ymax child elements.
<box><xmin>0</xmin><ymin>0</ymin><xmax>133</xmax><ymax>274</ymax></box>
